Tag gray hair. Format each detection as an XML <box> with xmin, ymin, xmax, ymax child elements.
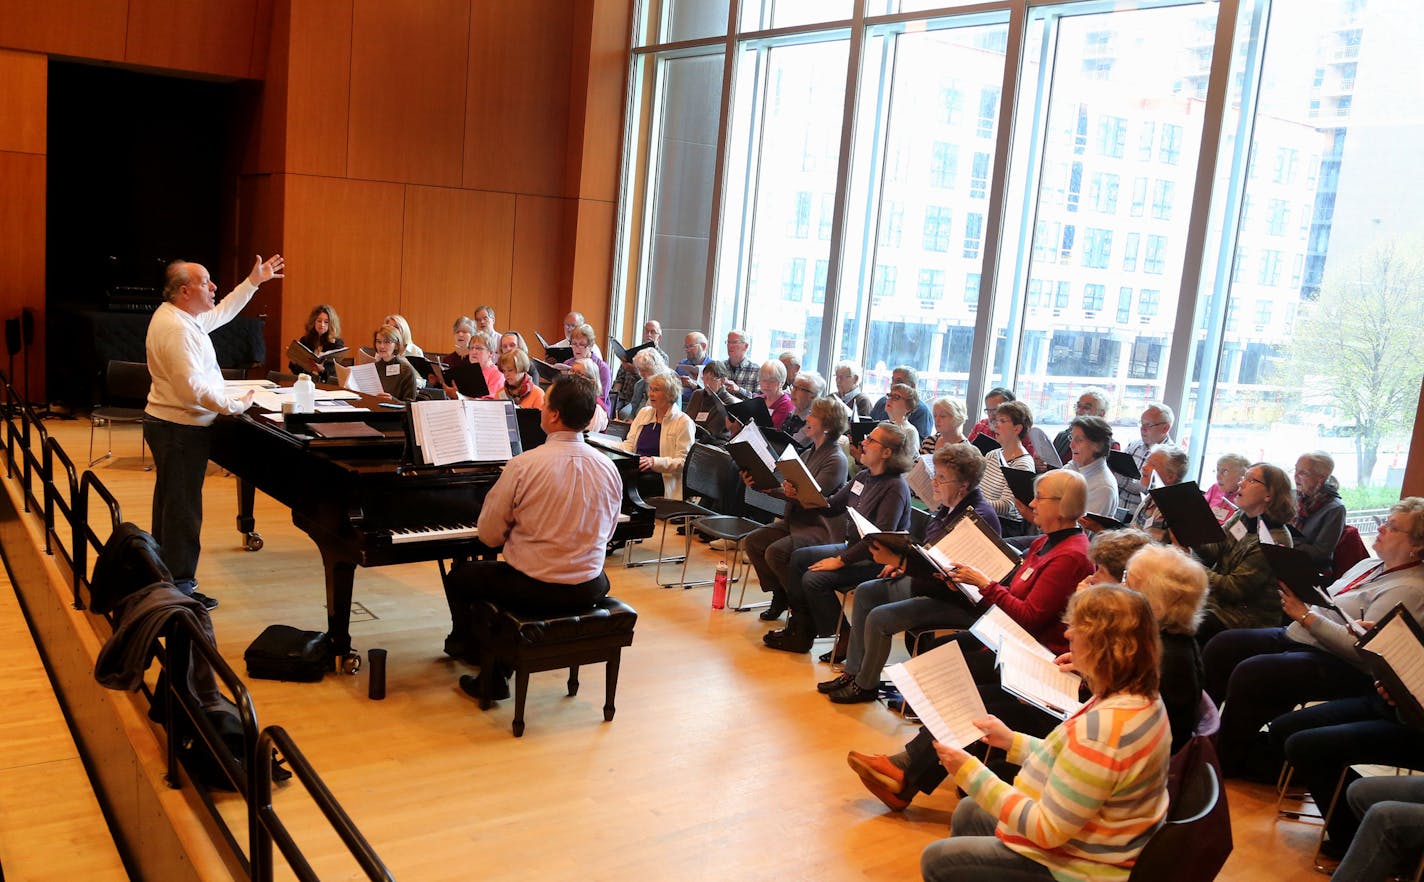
<box><xmin>1078</xmin><ymin>389</ymin><xmax>1109</xmax><ymax>416</ymax></box>
<box><xmin>1143</xmin><ymin>401</ymin><xmax>1175</xmax><ymax>428</ymax></box>
<box><xmin>877</xmin><ymin>421</ymin><xmax>916</xmax><ymax>475</ymax></box>
<box><xmin>570</xmin><ymin>357</ymin><xmax>602</xmax><ymax>396</ymax></box>
<box><xmin>834</xmin><ymin>360</ymin><xmax>862</xmax><ymax>382</ymax></box>
<box><xmin>644</xmin><ymin>369</ymin><xmax>681</xmax><ymax>403</ymax></box>
<box><xmin>891</xmin><ymin>364</ymin><xmax>920</xmax><ymax>387</ymax></box>
<box><xmin>759</xmin><ymin>359</ymin><xmax>787</xmax><ymax>386</ymax></box>
<box><xmin>931</xmin><ymin>396</ymin><xmax>967</xmax><ymax>427</ymax></box>
<box><xmin>470</xmin><ymin>329</ymin><xmax>498</xmax><ymax>351</ymax></box>
<box><xmin>1148</xmin><ymin>443</ymin><xmax>1190</xmax><ymax>484</ymax></box>
<box><xmin>777</xmin><ymin>350</ymin><xmax>801</xmax><ymax>370</ymax></box>
<box><xmin>632</xmin><ymin>348</ymin><xmax>666</xmax><ymax>372</ymax></box>
<box><xmin>163</xmin><ymin>261</ymin><xmax>197</xmax><ymax>301</ymax></box>
<box><xmin>728</xmin><ymin>328</ymin><xmax>751</xmax><ymax>347</ymax></box>
<box><xmin>1036</xmin><ymin>469</ymin><xmax>1088</xmax><ymax>520</ymax></box>
<box><xmin>795</xmin><ymin>369</ymin><xmax>826</xmax><ymax>395</ymax></box>
<box><xmin>570</xmin><ymin>323</ymin><xmax>597</xmax><ymax>346</ymax></box>
<box><xmin>1297</xmin><ymin>450</ymin><xmax>1336</xmax><ymax>478</ymax></box>
<box><xmin>452</xmin><ymin>315</ymin><xmax>475</xmax><ymax>334</ymax></box>
<box><xmin>1125</xmin><ymin>544</ymin><xmax>1208</xmax><ymax>636</ymax></box>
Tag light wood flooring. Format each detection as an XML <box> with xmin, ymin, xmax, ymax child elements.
<box><xmin>24</xmin><ymin>419</ymin><xmax>1330</xmax><ymax>881</ymax></box>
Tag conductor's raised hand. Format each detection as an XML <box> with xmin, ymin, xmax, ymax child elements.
<box><xmin>248</xmin><ymin>254</ymin><xmax>286</xmax><ymax>286</ymax></box>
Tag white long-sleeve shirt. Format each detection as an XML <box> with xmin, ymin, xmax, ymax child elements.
<box><xmin>144</xmin><ymin>280</ymin><xmax>258</xmax><ymax>426</ymax></box>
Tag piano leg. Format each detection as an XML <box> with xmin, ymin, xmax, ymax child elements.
<box><xmin>318</xmin><ymin>544</ymin><xmax>359</xmax><ymax>673</ymax></box>
<box><xmin>234</xmin><ymin>476</ymin><xmax>263</xmax><ymax>551</ymax></box>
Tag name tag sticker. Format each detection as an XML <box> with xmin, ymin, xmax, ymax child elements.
<box><xmin>696</xmin><ymin>412</ymin><xmax>710</xmax><ymax>421</ymax></box>
<box><xmin>1229</xmin><ymin>520</ymin><xmax>1248</xmax><ymax>541</ymax></box>
<box><xmin>851</xmin><ymin>481</ymin><xmax>864</xmax><ymax>496</ymax></box>
<box><xmin>385</xmin><ymin>364</ymin><xmax>401</xmax><ymax>376</ymax></box>
<box><xmin>1019</xmin><ymin>566</ymin><xmax>1035</xmax><ymax>581</ymax></box>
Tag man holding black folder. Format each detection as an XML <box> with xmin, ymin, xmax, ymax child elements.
<box><xmin>444</xmin><ymin>374</ymin><xmax>621</xmax><ymax>699</ymax></box>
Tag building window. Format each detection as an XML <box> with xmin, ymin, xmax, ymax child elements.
<box><xmin>917</xmin><ymin>269</ymin><xmax>946</xmax><ymax>301</ymax></box>
<box><xmin>1254</xmin><ymin>299</ymin><xmax>1272</xmax><ymax>326</ymax></box>
<box><xmin>1144</xmin><ymin>235</ymin><xmax>1167</xmax><ymax>274</ymax></box>
<box><xmin>782</xmin><ymin>258</ymin><xmax>805</xmax><ymax>301</ymax></box>
<box><xmin>1159</xmin><ymin>123</ymin><xmax>1183</xmax><ymax>164</ymax></box>
<box><xmin>1083</xmin><ymin>227</ymin><xmax>1113</xmax><ymax>269</ymax></box>
<box><xmin>1140</xmin><ymin>288</ymin><xmax>1160</xmax><ymax>317</ymax></box>
<box><xmin>1073</xmin><ymin>103</ymin><xmax>1089</xmax><ymax>155</ymax></box>
<box><xmin>1258</xmin><ymin>249</ymin><xmax>1283</xmax><ymax>286</ymax></box>
<box><xmin>977</xmin><ymin>87</ymin><xmax>999</xmax><ymax>139</ymax></box>
<box><xmin>813</xmin><ymin>259</ymin><xmax>828</xmax><ymax>304</ymax></box>
<box><xmin>1096</xmin><ymin>115</ymin><xmax>1127</xmax><ymax>158</ymax></box>
<box><xmin>923</xmin><ymin>205</ymin><xmax>952</xmax><ymax>252</ymax></box>
<box><xmin>930</xmin><ymin>141</ymin><xmax>959</xmax><ymax>189</ymax></box>
<box><xmin>970</xmin><ymin>152</ymin><xmax>990</xmax><ymax>199</ymax></box>
<box><xmin>1084</xmin><ymin>283</ymin><xmax>1105</xmax><ymax>311</ymax></box>
<box><xmin>818</xmin><ymin>194</ymin><xmax>834</xmax><ymax>240</ymax></box>
<box><xmin>1027</xmin><ymin>278</ymin><xmax>1044</xmax><ymax>307</ymax></box>
<box><xmin>1138</xmin><ymin>121</ymin><xmax>1156</xmax><ymax>161</ymax></box>
<box><xmin>1267</xmin><ymin>199</ymin><xmax>1288</xmax><ymax>236</ymax></box>
<box><xmin>1067</xmin><ymin>161</ymin><xmax>1083</xmax><ymax>212</ymax></box>
<box><xmin>872</xmin><ymin>265</ymin><xmax>896</xmax><ymax>301</ymax></box>
<box><xmin>881</xmin><ymin>201</ymin><xmax>903</xmax><ymax>248</ymax></box>
<box><xmin>940</xmin><ymin>83</ymin><xmax>964</xmax><ymax>125</ymax></box>
<box><xmin>792</xmin><ymin>191</ymin><xmax>811</xmax><ymax>238</ymax></box>
<box><xmin>965</xmin><ymin>272</ymin><xmax>982</xmax><ymax>304</ymax></box>
<box><xmin>1089</xmin><ymin>172</ymin><xmax>1119</xmax><ymax>213</ymax></box>
<box><xmin>1055</xmin><ymin>281</ymin><xmax>1071</xmax><ymax>309</ymax></box>
<box><xmin>963</xmin><ymin>212</ymin><xmax>984</xmax><ymax>259</ymax></box>
<box><xmin>1123</xmin><ymin>232</ymin><xmax>1140</xmax><ymax>271</ymax></box>
<box><xmin>1117</xmin><ymin>287</ymin><xmax>1132</xmax><ymax>323</ymax></box>
<box><xmin>1131</xmin><ymin>177</ymin><xmax>1148</xmax><ymax>217</ymax></box>
<box><xmin>1151</xmin><ymin>179</ymin><xmax>1175</xmax><ymax>220</ymax></box>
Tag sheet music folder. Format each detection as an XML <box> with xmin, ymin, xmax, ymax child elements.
<box><xmin>408</xmin><ymin>399</ymin><xmax>521</xmax><ymax>467</ymax></box>
<box><xmin>1148</xmin><ymin>481</ymin><xmax>1226</xmax><ymax>548</ymax></box>
<box><xmin>1356</xmin><ymin>603</ymin><xmax>1424</xmax><ymax>731</ymax></box>
<box><xmin>1259</xmin><ymin>543</ymin><xmax>1331</xmax><ymax>607</ymax></box>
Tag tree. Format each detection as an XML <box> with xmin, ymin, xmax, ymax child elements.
<box><xmin>1283</xmin><ymin>240</ymin><xmax>1424</xmax><ymax>485</ymax></box>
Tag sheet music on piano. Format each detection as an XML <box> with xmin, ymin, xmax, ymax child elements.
<box><xmin>410</xmin><ymin>399</ymin><xmax>520</xmax><ymax>466</ymax></box>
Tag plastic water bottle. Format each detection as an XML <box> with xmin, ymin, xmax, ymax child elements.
<box><xmin>712</xmin><ymin>560</ymin><xmax>728</xmax><ymax>609</ymax></box>
<box><xmin>293</xmin><ymin>373</ymin><xmax>316</xmax><ymax>414</ymax></box>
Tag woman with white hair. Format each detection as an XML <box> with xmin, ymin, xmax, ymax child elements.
<box><xmin>617</xmin><ymin>347</ymin><xmax>667</xmax><ymax>420</ymax></box>
<box><xmin>622</xmin><ymin>370</ymin><xmax>695</xmax><ymax>499</ymax></box>
<box><xmin>1128</xmin><ymin>442</ymin><xmax>1189</xmax><ymax>541</ymax></box>
<box><xmin>568</xmin><ymin>357</ymin><xmax>609</xmax><ymax>433</ymax></box>
<box><xmin>1293</xmin><ymin>451</ymin><xmax>1346</xmax><ymax>571</ymax></box>
<box><xmin>383</xmin><ymin>314</ymin><xmax>423</xmax><ymax>358</ymax></box>
<box><xmin>920</xmin><ymin>396</ymin><xmax>967</xmax><ymax>454</ymax></box>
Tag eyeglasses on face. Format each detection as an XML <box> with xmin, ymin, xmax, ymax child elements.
<box><xmin>1139</xmin><ymin>421</ymin><xmax>1168</xmax><ymax>430</ymax></box>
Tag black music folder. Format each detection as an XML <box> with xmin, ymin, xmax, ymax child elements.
<box><xmin>609</xmin><ymin>338</ymin><xmax>656</xmax><ymax>365</ymax></box>
<box><xmin>444</xmin><ymin>360</ymin><xmax>490</xmax><ymax>399</ymax></box>
<box><xmin>531</xmin><ymin>357</ymin><xmax>562</xmax><ymax>384</ymax></box>
<box><xmin>971</xmin><ymin>433</ymin><xmax>1002</xmax><ymax>456</ymax></box>
<box><xmin>1001</xmin><ymin>466</ymin><xmax>1037</xmax><ymax>506</ymax></box>
<box><xmin>1148</xmin><ymin>480</ymin><xmax>1226</xmax><ymax>548</ymax></box>
<box><xmin>849</xmin><ymin>418</ymin><xmax>878</xmax><ymax>446</ymax></box>
<box><xmin>1260</xmin><ymin>544</ymin><xmax>1331</xmax><ymax>607</ymax></box>
<box><xmin>405</xmin><ymin>354</ymin><xmax>444</xmax><ymax>384</ymax></box>
<box><xmin>1107</xmin><ymin>449</ymin><xmax>1141</xmax><ymax>481</ymax></box>
<box><xmin>544</xmin><ymin>345</ymin><xmax>574</xmax><ymax>364</ymax></box>
<box><xmin>725</xmin><ymin>396</ymin><xmax>774</xmax><ymax>429</ymax></box>
<box><xmin>728</xmin><ymin>422</ymin><xmax>781</xmax><ymax>490</ymax></box>
<box><xmin>1082</xmin><ymin>512</ymin><xmax>1128</xmax><ymax>532</ymax></box>
<box><xmin>1356</xmin><ymin>604</ymin><xmax>1424</xmax><ymax>731</ymax></box>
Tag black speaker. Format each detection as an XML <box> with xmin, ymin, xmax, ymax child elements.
<box><xmin>20</xmin><ymin>308</ymin><xmax>34</xmax><ymax>347</ymax></box>
<box><xmin>4</xmin><ymin>319</ymin><xmax>19</xmax><ymax>358</ymax></box>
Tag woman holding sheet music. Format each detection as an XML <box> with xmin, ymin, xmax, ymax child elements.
<box><xmin>685</xmin><ymin>361</ymin><xmax>736</xmax><ymax>442</ymax></box>
<box><xmin>763</xmin><ymin>421</ymin><xmax>913</xmax><ymax>653</ymax></box>
<box><xmin>1204</xmin><ymin>497</ymin><xmax>1424</xmax><ymax>780</ymax></box>
<box><xmin>1190</xmin><ymin>462</ymin><xmax>1296</xmax><ymax>644</ymax></box>
<box><xmin>621</xmin><ymin>371</ymin><xmax>695</xmax><ymax>500</ymax></box>
<box><xmin>741</xmin><ymin>396</ymin><xmax>851</xmax><ymax>621</ymax></box>
<box><xmin>494</xmin><ymin>349</ymin><xmax>544</xmax><ymax>410</ymax></box>
<box><xmin>563</xmin><ymin>323</ymin><xmax>613</xmax><ymax>414</ymax></box>
<box><xmin>978</xmin><ymin>401</ymin><xmax>1038</xmax><ymax>538</ymax></box>
<box><xmin>289</xmin><ymin>304</ymin><xmax>345</xmax><ymax>380</ymax></box>
<box><xmin>818</xmin><ymin>443</ymin><xmax>1001</xmax><ymax>704</ymax></box>
<box><xmin>370</xmin><ymin>325</ymin><xmax>418</xmax><ymax>402</ymax></box>
<box><xmin>920</xmin><ymin>585</ymin><xmax>1170</xmax><ymax>882</ymax></box>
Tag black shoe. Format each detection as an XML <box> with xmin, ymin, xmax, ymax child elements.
<box><xmin>818</xmin><ymin>646</ymin><xmax>848</xmax><ymax>664</ymax></box>
<box><xmin>759</xmin><ymin>601</ymin><xmax>787</xmax><ymax>622</ymax></box>
<box><xmin>459</xmin><ymin>672</ymin><xmax>510</xmax><ymax>702</ymax></box>
<box><xmin>190</xmin><ymin>591</ymin><xmax>219</xmax><ymax>611</ymax></box>
<box><xmin>763</xmin><ymin>620</ymin><xmax>814</xmax><ymax>653</ymax></box>
<box><xmin>817</xmin><ymin>672</ymin><xmax>855</xmax><ymax>694</ymax></box>
<box><xmin>829</xmin><ymin>681</ymin><xmax>879</xmax><ymax>704</ymax></box>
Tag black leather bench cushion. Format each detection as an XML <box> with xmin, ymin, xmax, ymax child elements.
<box><xmin>478</xmin><ymin>597</ymin><xmax>638</xmax><ymax>646</ymax></box>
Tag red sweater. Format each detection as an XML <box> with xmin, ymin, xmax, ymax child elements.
<box><xmin>979</xmin><ymin>530</ymin><xmax>1092</xmax><ymax>655</ymax></box>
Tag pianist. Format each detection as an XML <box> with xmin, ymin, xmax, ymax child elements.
<box><xmin>445</xmin><ymin>373</ymin><xmax>622</xmax><ymax>698</ymax></box>
<box><xmin>145</xmin><ymin>254</ymin><xmax>285</xmax><ymax>610</ymax></box>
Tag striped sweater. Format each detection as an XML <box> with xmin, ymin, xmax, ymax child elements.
<box><xmin>952</xmin><ymin>693</ymin><xmax>1171</xmax><ymax>882</ymax></box>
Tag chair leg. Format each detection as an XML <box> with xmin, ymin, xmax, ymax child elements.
<box><xmin>512</xmin><ymin>668</ymin><xmax>531</xmax><ymax>737</ymax></box>
<box><xmin>604</xmin><ymin>650</ymin><xmax>621</xmax><ymax>722</ymax></box>
<box><xmin>567</xmin><ymin>665</ymin><xmax>580</xmax><ymax>696</ymax></box>
<box><xmin>1313</xmin><ymin>765</ymin><xmax>1354</xmax><ymax>868</ymax></box>
<box><xmin>828</xmin><ymin>588</ymin><xmax>855</xmax><ymax>670</ymax></box>
<box><xmin>88</xmin><ymin>417</ymin><xmax>113</xmax><ymax>467</ymax></box>
<box><xmin>729</xmin><ymin>540</ymin><xmax>770</xmax><ymax>611</ymax></box>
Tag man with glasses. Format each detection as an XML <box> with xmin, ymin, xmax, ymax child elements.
<box><xmin>1119</xmin><ymin>402</ymin><xmax>1175</xmax><ymax>510</ymax></box>
<box><xmin>676</xmin><ymin>331</ymin><xmax>711</xmax><ymax>404</ymax></box>
<box><xmin>869</xmin><ymin>365</ymin><xmax>933</xmax><ymax>439</ymax></box>
<box><xmin>612</xmin><ymin>319</ymin><xmax>666</xmax><ymax>415</ymax></box>
<box><xmin>720</xmin><ymin>329</ymin><xmax>759</xmax><ymax>400</ymax></box>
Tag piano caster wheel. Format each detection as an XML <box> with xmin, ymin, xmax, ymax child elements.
<box><xmin>341</xmin><ymin>653</ymin><xmax>362</xmax><ymax>675</ymax></box>
<box><xmin>244</xmin><ymin>532</ymin><xmax>264</xmax><ymax>551</ymax></box>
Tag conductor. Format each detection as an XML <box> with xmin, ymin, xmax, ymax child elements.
<box><xmin>144</xmin><ymin>254</ymin><xmax>285</xmax><ymax>609</ymax></box>
<box><xmin>443</xmin><ymin>372</ymin><xmax>622</xmax><ymax>698</ymax></box>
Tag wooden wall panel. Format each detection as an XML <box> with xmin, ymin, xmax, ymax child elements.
<box><xmin>236</xmin><ymin>173</ymin><xmax>286</xmax><ymax>369</ymax></box>
<box><xmin>282</xmin><ymin>0</ymin><xmax>352</xmax><ymax>177</ymax></box>
<box><xmin>568</xmin><ymin>198</ymin><xmax>615</xmax><ymax>337</ymax></box>
<box><xmin>1404</xmin><ymin>379</ymin><xmax>1424</xmax><ymax>499</ymax></box>
<box><xmin>347</xmin><ymin>0</ymin><xmax>467</xmax><ymax>187</ymax></box>
<box><xmin>463</xmin><ymin>2</ymin><xmax>572</xmax><ymax>197</ymax></box>
<box><xmin>0</xmin><ymin>49</ymin><xmax>46</xmax><ymax>155</ymax></box>
<box><xmin>398</xmin><ymin>185</ymin><xmax>516</xmax><ymax>353</ymax></box>
<box><xmin>281</xmin><ymin>174</ymin><xmax>404</xmax><ymax>349</ymax></box>
<box><xmin>566</xmin><ymin>0</ymin><xmax>631</xmax><ymax>203</ymax></box>
<box><xmin>0</xmin><ymin>0</ymin><xmax>126</xmax><ymax>61</ymax></box>
<box><xmin>125</xmin><ymin>0</ymin><xmax>259</xmax><ymax>79</ymax></box>
<box><xmin>510</xmin><ymin>196</ymin><xmax>570</xmax><ymax>343</ymax></box>
<box><xmin>0</xmin><ymin>152</ymin><xmax>47</xmax><ymax>399</ymax></box>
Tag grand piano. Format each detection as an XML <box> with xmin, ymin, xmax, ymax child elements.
<box><xmin>209</xmin><ymin>398</ymin><xmax>654</xmax><ymax>671</ymax></box>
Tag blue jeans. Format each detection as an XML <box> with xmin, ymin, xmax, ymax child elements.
<box><xmin>143</xmin><ymin>417</ymin><xmax>213</xmax><ymax>593</ymax></box>
<box><xmin>845</xmin><ymin>578</ymin><xmax>978</xmax><ymax>691</ymax></box>
<box><xmin>1333</xmin><ymin>775</ymin><xmax>1424</xmax><ymax>882</ymax></box>
<box><xmin>921</xmin><ymin>798</ymin><xmax>1054</xmax><ymax>882</ymax></box>
<box><xmin>785</xmin><ymin>543</ymin><xmax>882</xmax><ymax>636</ymax></box>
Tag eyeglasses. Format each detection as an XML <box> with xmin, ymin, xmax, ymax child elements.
<box><xmin>862</xmin><ymin>435</ymin><xmax>884</xmax><ymax>447</ymax></box>
<box><xmin>931</xmin><ymin>475</ymin><xmax>958</xmax><ymax>486</ymax></box>
<box><xmin>1033</xmin><ymin>494</ymin><xmax>1061</xmax><ymax>502</ymax></box>
<box><xmin>1240</xmin><ymin>476</ymin><xmax>1265</xmax><ymax>486</ymax></box>
<box><xmin>1139</xmin><ymin>421</ymin><xmax>1168</xmax><ymax>430</ymax></box>
<box><xmin>888</xmin><ymin>394</ymin><xmax>907</xmax><ymax>402</ymax></box>
<box><xmin>793</xmin><ymin>385</ymin><xmax>816</xmax><ymax>393</ymax></box>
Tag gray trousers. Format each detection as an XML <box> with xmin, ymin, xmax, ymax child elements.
<box><xmin>921</xmin><ymin>798</ymin><xmax>1054</xmax><ymax>882</ymax></box>
<box><xmin>143</xmin><ymin>416</ymin><xmax>212</xmax><ymax>593</ymax></box>
<box><xmin>844</xmin><ymin>577</ymin><xmax>979</xmax><ymax>690</ymax></box>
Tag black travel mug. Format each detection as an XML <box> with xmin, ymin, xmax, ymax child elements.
<box><xmin>368</xmin><ymin>648</ymin><xmax>387</xmax><ymax>700</ymax></box>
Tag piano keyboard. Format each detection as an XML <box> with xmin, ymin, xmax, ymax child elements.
<box><xmin>389</xmin><ymin>524</ymin><xmax>481</xmax><ymax>545</ymax></box>
<box><xmin>388</xmin><ymin>514</ymin><xmax>630</xmax><ymax>545</ymax></box>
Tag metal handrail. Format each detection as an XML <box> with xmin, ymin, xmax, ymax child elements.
<box><xmin>0</xmin><ymin>368</ymin><xmax>393</xmax><ymax>880</ymax></box>
<box><xmin>253</xmin><ymin>727</ymin><xmax>396</xmax><ymax>882</ymax></box>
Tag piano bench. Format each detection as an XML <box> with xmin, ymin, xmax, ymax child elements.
<box><xmin>469</xmin><ymin>597</ymin><xmax>638</xmax><ymax>737</ymax></box>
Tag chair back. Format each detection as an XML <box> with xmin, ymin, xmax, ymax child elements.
<box><xmin>1331</xmin><ymin>524</ymin><xmax>1370</xmax><ymax>581</ymax></box>
<box><xmin>1127</xmin><ymin>735</ymin><xmax>1232</xmax><ymax>882</ymax></box>
<box><xmin>741</xmin><ymin>485</ymin><xmax>786</xmax><ymax>523</ymax></box>
<box><xmin>105</xmin><ymin>360</ymin><xmax>152</xmax><ymax>407</ymax></box>
<box><xmin>908</xmin><ymin>507</ymin><xmax>933</xmax><ymax>542</ymax></box>
<box><xmin>682</xmin><ymin>442</ymin><xmax>742</xmax><ymax>514</ymax></box>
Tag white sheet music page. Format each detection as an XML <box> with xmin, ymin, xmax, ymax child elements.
<box><xmin>847</xmin><ymin>507</ymin><xmax>881</xmax><ymax>541</ymax></box>
<box><xmin>1365</xmin><ymin>614</ymin><xmax>1424</xmax><ymax>708</ymax></box>
<box><xmin>735</xmin><ymin>421</ymin><xmax>778</xmax><ymax>473</ymax></box>
<box><xmin>907</xmin><ymin>454</ymin><xmax>937</xmax><ymax>507</ymax></box>
<box><xmin>885</xmin><ymin>640</ymin><xmax>988</xmax><ymax>749</ymax></box>
<box><xmin>466</xmin><ymin>400</ymin><xmax>514</xmax><ymax>462</ymax></box>
<box><xmin>998</xmin><ymin>639</ymin><xmax>1083</xmax><ymax>720</ymax></box>
<box><xmin>412</xmin><ymin>399</ymin><xmax>475</xmax><ymax>466</ymax></box>
<box><xmin>969</xmin><ymin>605</ymin><xmax>1057</xmax><ymax>662</ymax></box>
<box><xmin>932</xmin><ymin>516</ymin><xmax>1018</xmax><ymax>583</ymax></box>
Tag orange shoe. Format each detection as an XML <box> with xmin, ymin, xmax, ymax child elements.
<box><xmin>847</xmin><ymin>751</ymin><xmax>910</xmax><ymax>812</ymax></box>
